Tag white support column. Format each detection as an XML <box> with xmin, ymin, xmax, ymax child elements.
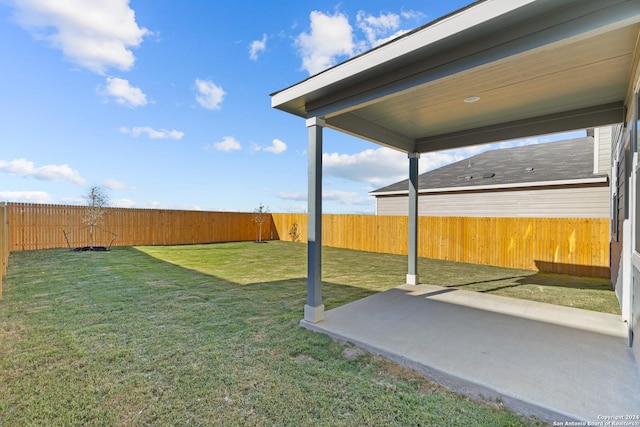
<box><xmin>407</xmin><ymin>152</ymin><xmax>420</xmax><ymax>285</ymax></box>
<box><xmin>305</xmin><ymin>117</ymin><xmax>325</xmax><ymax>323</ymax></box>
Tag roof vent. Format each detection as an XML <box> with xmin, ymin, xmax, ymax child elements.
<box><xmin>464</xmin><ymin>175</ymin><xmax>473</xmax><ymax>180</ymax></box>
<box><xmin>482</xmin><ymin>173</ymin><xmax>495</xmax><ymax>178</ymax></box>
<box><xmin>525</xmin><ymin>167</ymin><xmax>534</xmax><ymax>172</ymax></box>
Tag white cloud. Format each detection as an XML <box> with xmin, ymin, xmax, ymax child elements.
<box><xmin>195</xmin><ymin>78</ymin><xmax>225</xmax><ymax>110</ymax></box>
<box><xmin>275</xmin><ymin>191</ymin><xmax>307</xmax><ymax>201</ymax></box>
<box><xmin>295</xmin><ymin>9</ymin><xmax>429</xmax><ymax>75</ymax></box>
<box><xmin>356</xmin><ymin>11</ymin><xmax>401</xmax><ymax>47</ymax></box>
<box><xmin>11</xmin><ymin>0</ymin><xmax>149</xmax><ymax>74</ymax></box>
<box><xmin>266</xmin><ymin>139</ymin><xmax>287</xmax><ymax>153</ymax></box>
<box><xmin>322</xmin><ymin>146</ymin><xmax>471</xmax><ymax>188</ymax></box>
<box><xmin>58</xmin><ymin>196</ymin><xmax>86</xmax><ymax>205</ymax></box>
<box><xmin>112</xmin><ymin>198</ymin><xmax>136</xmax><ymax>208</ymax></box>
<box><xmin>323</xmin><ymin>147</ymin><xmax>406</xmax><ymax>185</ymax></box>
<box><xmin>278</xmin><ymin>203</ymin><xmax>307</xmax><ymax>213</ymax></box>
<box><xmin>119</xmin><ymin>126</ymin><xmax>183</xmax><ymax>139</ymax></box>
<box><xmin>401</xmin><ymin>10</ymin><xmax>426</xmax><ymax>21</ymax></box>
<box><xmin>207</xmin><ymin>136</ymin><xmax>241</xmax><ymax>152</ymax></box>
<box><xmin>275</xmin><ymin>190</ymin><xmax>369</xmax><ymax>206</ymax></box>
<box><xmin>323</xmin><ymin>189</ymin><xmax>370</xmax><ymax>205</ymax></box>
<box><xmin>249</xmin><ymin>34</ymin><xmax>267</xmax><ymax>61</ymax></box>
<box><xmin>253</xmin><ymin>138</ymin><xmax>287</xmax><ymax>154</ymax></box>
<box><xmin>0</xmin><ymin>158</ymin><xmax>87</xmax><ymax>185</ymax></box>
<box><xmin>0</xmin><ymin>191</ymin><xmax>52</xmax><ymax>203</ymax></box>
<box><xmin>104</xmin><ymin>179</ymin><xmax>134</xmax><ymax>191</ymax></box>
<box><xmin>101</xmin><ymin>77</ymin><xmax>147</xmax><ymax>107</ymax></box>
<box><xmin>419</xmin><ymin>150</ymin><xmax>468</xmax><ymax>174</ymax></box>
<box><xmin>295</xmin><ymin>10</ymin><xmax>356</xmax><ymax>75</ymax></box>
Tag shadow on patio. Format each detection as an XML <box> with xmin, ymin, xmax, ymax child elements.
<box><xmin>433</xmin><ymin>269</ymin><xmax>620</xmax><ymax>315</ymax></box>
<box><xmin>301</xmin><ymin>283</ymin><xmax>640</xmax><ymax>423</ymax></box>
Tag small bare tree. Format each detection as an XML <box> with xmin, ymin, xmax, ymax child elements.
<box><xmin>288</xmin><ymin>222</ymin><xmax>300</xmax><ymax>242</ymax></box>
<box><xmin>253</xmin><ymin>203</ymin><xmax>269</xmax><ymax>242</ymax></box>
<box><xmin>83</xmin><ymin>186</ymin><xmax>109</xmax><ymax>249</ymax></box>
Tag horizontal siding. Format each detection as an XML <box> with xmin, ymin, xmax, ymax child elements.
<box><xmin>376</xmin><ymin>185</ymin><xmax>610</xmax><ymax>218</ymax></box>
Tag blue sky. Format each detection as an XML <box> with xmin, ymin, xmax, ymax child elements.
<box><xmin>0</xmin><ymin>0</ymin><xmax>584</xmax><ymax>214</ymax></box>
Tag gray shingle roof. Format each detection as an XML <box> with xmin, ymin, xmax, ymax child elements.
<box><xmin>371</xmin><ymin>137</ymin><xmax>606</xmax><ymax>195</ymax></box>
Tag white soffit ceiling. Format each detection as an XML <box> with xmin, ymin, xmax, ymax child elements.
<box><xmin>364</xmin><ymin>25</ymin><xmax>637</xmax><ymax>150</ymax></box>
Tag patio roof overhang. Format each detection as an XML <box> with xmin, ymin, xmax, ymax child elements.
<box><xmin>270</xmin><ymin>0</ymin><xmax>640</xmax><ymax>325</ymax></box>
<box><xmin>271</xmin><ymin>0</ymin><xmax>640</xmax><ymax>153</ymax></box>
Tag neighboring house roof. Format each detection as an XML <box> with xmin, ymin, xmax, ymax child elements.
<box><xmin>371</xmin><ymin>137</ymin><xmax>608</xmax><ymax>196</ymax></box>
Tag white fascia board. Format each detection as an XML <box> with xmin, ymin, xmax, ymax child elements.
<box><xmin>370</xmin><ymin>176</ymin><xmax>609</xmax><ymax>196</ymax></box>
<box><xmin>271</xmin><ymin>0</ymin><xmax>537</xmax><ymax>109</ymax></box>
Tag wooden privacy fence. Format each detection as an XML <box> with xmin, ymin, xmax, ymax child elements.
<box><xmin>271</xmin><ymin>213</ymin><xmax>610</xmax><ymax>277</ymax></box>
<box><xmin>6</xmin><ymin>203</ymin><xmax>273</xmax><ymax>251</ymax></box>
<box><xmin>0</xmin><ymin>204</ymin><xmax>610</xmax><ymax>293</ymax></box>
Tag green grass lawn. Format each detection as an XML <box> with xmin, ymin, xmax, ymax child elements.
<box><xmin>138</xmin><ymin>241</ymin><xmax>619</xmax><ymax>314</ymax></box>
<box><xmin>1</xmin><ymin>241</ymin><xmax>616</xmax><ymax>426</ymax></box>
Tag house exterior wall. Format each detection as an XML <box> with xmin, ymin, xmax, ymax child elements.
<box><xmin>375</xmin><ymin>185</ymin><xmax>610</xmax><ymax>218</ymax></box>
<box><xmin>609</xmin><ymin>91</ymin><xmax>637</xmax><ymax>355</ymax></box>
<box><xmin>610</xmin><ymin>124</ymin><xmax>627</xmax><ymax>301</ymax></box>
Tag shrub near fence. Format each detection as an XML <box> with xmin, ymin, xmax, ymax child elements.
<box><xmin>271</xmin><ymin>213</ymin><xmax>611</xmax><ymax>278</ymax></box>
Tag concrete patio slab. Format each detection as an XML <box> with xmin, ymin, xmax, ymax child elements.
<box><xmin>301</xmin><ymin>284</ymin><xmax>640</xmax><ymax>424</ymax></box>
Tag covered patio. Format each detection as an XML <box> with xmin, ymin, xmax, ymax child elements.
<box><xmin>303</xmin><ymin>284</ymin><xmax>640</xmax><ymax>421</ymax></box>
<box><xmin>272</xmin><ymin>0</ymin><xmax>640</xmax><ymax>422</ymax></box>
